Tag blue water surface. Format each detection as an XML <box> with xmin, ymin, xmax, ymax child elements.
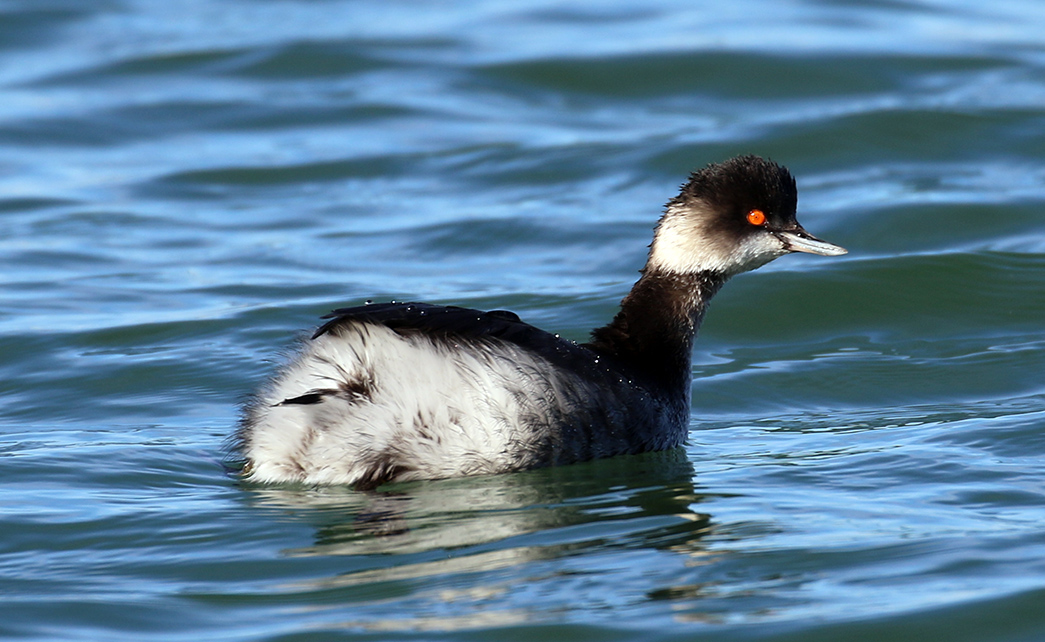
<box><xmin>2</xmin><ymin>1</ymin><xmax>1045</xmax><ymax>640</ymax></box>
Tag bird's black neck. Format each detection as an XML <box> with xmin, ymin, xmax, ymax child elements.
<box><xmin>586</xmin><ymin>268</ymin><xmax>727</xmax><ymax>398</ymax></box>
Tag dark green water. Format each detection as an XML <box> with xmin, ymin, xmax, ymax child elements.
<box><xmin>2</xmin><ymin>1</ymin><xmax>1045</xmax><ymax>640</ymax></box>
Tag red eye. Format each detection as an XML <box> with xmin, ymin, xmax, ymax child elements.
<box><xmin>746</xmin><ymin>209</ymin><xmax>766</xmax><ymax>226</ymax></box>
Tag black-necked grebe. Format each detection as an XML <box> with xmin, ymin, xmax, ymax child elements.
<box><xmin>234</xmin><ymin>155</ymin><xmax>846</xmax><ymax>489</ymax></box>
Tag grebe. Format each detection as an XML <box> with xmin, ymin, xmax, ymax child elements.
<box><xmin>234</xmin><ymin>155</ymin><xmax>846</xmax><ymax>489</ymax></box>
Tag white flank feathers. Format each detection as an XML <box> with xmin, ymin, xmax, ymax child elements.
<box><xmin>241</xmin><ymin>321</ymin><xmax>575</xmax><ymax>485</ymax></box>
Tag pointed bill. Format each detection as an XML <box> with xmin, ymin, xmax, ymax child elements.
<box><xmin>776</xmin><ymin>229</ymin><xmax>847</xmax><ymax>256</ymax></box>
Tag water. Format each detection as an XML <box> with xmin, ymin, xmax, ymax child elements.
<box><xmin>2</xmin><ymin>0</ymin><xmax>1045</xmax><ymax>640</ymax></box>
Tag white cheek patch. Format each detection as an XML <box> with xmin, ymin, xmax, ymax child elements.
<box><xmin>727</xmin><ymin>232</ymin><xmax>790</xmax><ymax>274</ymax></box>
<box><xmin>647</xmin><ymin>203</ymin><xmax>788</xmax><ymax>276</ymax></box>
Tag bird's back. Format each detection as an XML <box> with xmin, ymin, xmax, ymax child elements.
<box><xmin>235</xmin><ymin>303</ymin><xmax>687</xmax><ymax>488</ymax></box>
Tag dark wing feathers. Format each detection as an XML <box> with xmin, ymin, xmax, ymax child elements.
<box><xmin>316</xmin><ymin>302</ymin><xmax>529</xmax><ymax>344</ymax></box>
<box><xmin>312</xmin><ymin>301</ymin><xmax>613</xmax><ymax>377</ymax></box>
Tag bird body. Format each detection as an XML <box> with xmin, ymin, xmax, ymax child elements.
<box><xmin>234</xmin><ymin>156</ymin><xmax>846</xmax><ymax>488</ymax></box>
